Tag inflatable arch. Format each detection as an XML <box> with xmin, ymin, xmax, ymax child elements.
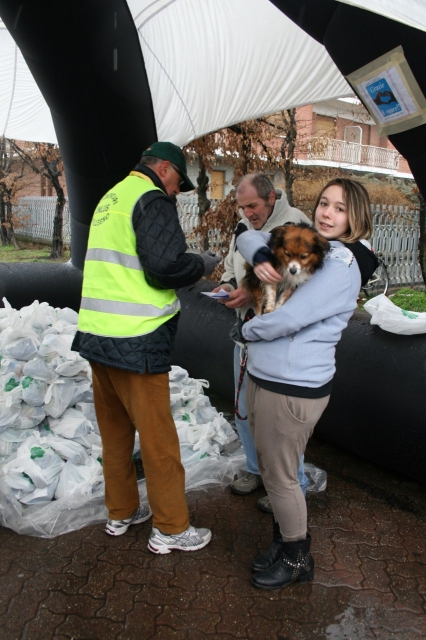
<box><xmin>0</xmin><ymin>1</ymin><xmax>426</xmax><ymax>481</ymax></box>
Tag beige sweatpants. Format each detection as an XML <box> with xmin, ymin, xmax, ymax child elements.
<box><xmin>246</xmin><ymin>376</ymin><xmax>329</xmax><ymax>542</ymax></box>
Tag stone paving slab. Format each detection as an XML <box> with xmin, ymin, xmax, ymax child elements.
<box><xmin>1</xmin><ymin>436</ymin><xmax>425</xmax><ymax>640</ymax></box>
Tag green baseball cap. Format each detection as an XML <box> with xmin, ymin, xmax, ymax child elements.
<box><xmin>142</xmin><ymin>141</ymin><xmax>195</xmax><ymax>192</ymax></box>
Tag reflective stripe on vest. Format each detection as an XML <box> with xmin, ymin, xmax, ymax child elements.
<box><xmin>80</xmin><ymin>297</ymin><xmax>180</xmax><ymax>317</ymax></box>
<box><xmin>85</xmin><ymin>248</ymin><xmax>143</xmax><ymax>271</ymax></box>
<box><xmin>78</xmin><ymin>174</ymin><xmax>180</xmax><ymax>338</ymax></box>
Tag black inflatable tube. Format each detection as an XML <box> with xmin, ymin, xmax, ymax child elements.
<box><xmin>0</xmin><ymin>262</ymin><xmax>83</xmax><ymax>312</ymax></box>
<box><xmin>2</xmin><ymin>274</ymin><xmax>425</xmax><ymax>483</ymax></box>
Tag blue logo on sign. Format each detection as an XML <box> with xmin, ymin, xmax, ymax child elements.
<box><xmin>366</xmin><ymin>77</ymin><xmax>402</xmax><ymax>118</ymax></box>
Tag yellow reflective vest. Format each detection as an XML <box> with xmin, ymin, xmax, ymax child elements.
<box><xmin>78</xmin><ymin>173</ymin><xmax>180</xmax><ymax>338</ymax></box>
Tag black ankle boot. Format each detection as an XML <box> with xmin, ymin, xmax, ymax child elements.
<box><xmin>251</xmin><ymin>533</ymin><xmax>314</xmax><ymax>590</ymax></box>
<box><xmin>251</xmin><ymin>519</ymin><xmax>283</xmax><ymax>572</ymax></box>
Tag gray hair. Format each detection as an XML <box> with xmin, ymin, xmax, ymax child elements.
<box><xmin>139</xmin><ymin>155</ymin><xmax>162</xmax><ymax>167</ymax></box>
<box><xmin>235</xmin><ymin>173</ymin><xmax>275</xmax><ymax>201</ymax></box>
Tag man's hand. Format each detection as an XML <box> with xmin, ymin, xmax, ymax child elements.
<box><xmin>200</xmin><ymin>251</ymin><xmax>221</xmax><ymax>275</ymax></box>
<box><xmin>224</xmin><ymin>287</ymin><xmax>252</xmax><ymax>309</ymax></box>
<box><xmin>211</xmin><ymin>284</ymin><xmax>251</xmax><ymax>308</ymax></box>
<box><xmin>254</xmin><ymin>262</ymin><xmax>281</xmax><ymax>284</ymax></box>
<box><xmin>212</xmin><ymin>283</ymin><xmax>234</xmax><ymax>294</ymax></box>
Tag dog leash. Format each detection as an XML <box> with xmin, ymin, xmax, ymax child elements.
<box><xmin>235</xmin><ymin>346</ymin><xmax>248</xmax><ymax>420</ymax></box>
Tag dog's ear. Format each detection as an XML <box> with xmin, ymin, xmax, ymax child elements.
<box><xmin>269</xmin><ymin>225</ymin><xmax>288</xmax><ymax>250</ymax></box>
<box><xmin>316</xmin><ymin>234</ymin><xmax>330</xmax><ymax>254</ymax></box>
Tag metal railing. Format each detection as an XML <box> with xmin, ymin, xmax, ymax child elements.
<box><xmin>370</xmin><ymin>205</ymin><xmax>422</xmax><ymax>289</ymax></box>
<box><xmin>12</xmin><ymin>196</ymin><xmax>423</xmax><ymax>289</ymax></box>
<box><xmin>306</xmin><ymin>138</ymin><xmax>400</xmax><ymax>171</ymax></box>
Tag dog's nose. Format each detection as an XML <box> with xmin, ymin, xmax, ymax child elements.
<box><xmin>289</xmin><ymin>267</ymin><xmax>297</xmax><ymax>275</ymax></box>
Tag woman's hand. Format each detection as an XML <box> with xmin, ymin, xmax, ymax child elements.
<box><xmin>254</xmin><ymin>262</ymin><xmax>281</xmax><ymax>284</ymax></box>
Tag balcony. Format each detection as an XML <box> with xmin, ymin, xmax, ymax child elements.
<box><xmin>306</xmin><ymin>138</ymin><xmax>400</xmax><ymax>171</ymax></box>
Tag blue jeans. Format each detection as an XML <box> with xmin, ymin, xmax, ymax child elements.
<box><xmin>233</xmin><ymin>344</ymin><xmax>308</xmax><ymax>495</ymax></box>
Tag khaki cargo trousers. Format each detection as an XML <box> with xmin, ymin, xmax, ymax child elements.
<box><xmin>91</xmin><ymin>361</ymin><xmax>190</xmax><ymax>534</ymax></box>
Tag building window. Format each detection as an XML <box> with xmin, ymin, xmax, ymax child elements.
<box><xmin>41</xmin><ymin>175</ymin><xmax>53</xmax><ymax>197</ymax></box>
<box><xmin>209</xmin><ymin>170</ymin><xmax>225</xmax><ymax>199</ymax></box>
<box><xmin>315</xmin><ymin>115</ymin><xmax>335</xmax><ymax>139</ymax></box>
<box><xmin>344</xmin><ymin>125</ymin><xmax>362</xmax><ymax>145</ymax></box>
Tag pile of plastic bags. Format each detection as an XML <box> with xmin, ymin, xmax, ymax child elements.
<box><xmin>0</xmin><ymin>298</ymin><xmax>327</xmax><ymax>538</ymax></box>
<box><xmin>0</xmin><ymin>299</ymin><xmax>245</xmax><ymax>537</ymax></box>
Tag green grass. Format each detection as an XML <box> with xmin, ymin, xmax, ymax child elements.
<box><xmin>0</xmin><ymin>241</ymin><xmax>70</xmax><ymax>263</ymax></box>
<box><xmin>388</xmin><ymin>288</ymin><xmax>426</xmax><ymax>312</ymax></box>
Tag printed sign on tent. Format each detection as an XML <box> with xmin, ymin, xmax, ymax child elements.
<box><xmin>346</xmin><ymin>46</ymin><xmax>426</xmax><ymax>135</ymax></box>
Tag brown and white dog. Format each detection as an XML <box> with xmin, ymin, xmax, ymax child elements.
<box><xmin>241</xmin><ymin>223</ymin><xmax>330</xmax><ymax>315</ymax></box>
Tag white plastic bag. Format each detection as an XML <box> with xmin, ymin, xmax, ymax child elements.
<box><xmin>12</xmin><ymin>403</ymin><xmax>46</xmax><ymax>430</ymax></box>
<box><xmin>38</xmin><ymin>334</ymin><xmax>74</xmax><ymax>360</ymax></box>
<box><xmin>42</xmin><ymin>432</ymin><xmax>90</xmax><ymax>465</ymax></box>
<box><xmin>50</xmin><ymin>353</ymin><xmax>89</xmax><ymax>377</ymax></box>
<box><xmin>0</xmin><ymin>403</ymin><xmax>22</xmax><ymax>430</ymax></box>
<box><xmin>1</xmin><ymin>435</ymin><xmax>64</xmax><ymax>489</ymax></box>
<box><xmin>0</xmin><ymin>358</ymin><xmax>25</xmax><ymax>377</ymax></box>
<box><xmin>0</xmin><ymin>374</ymin><xmax>23</xmax><ymax>430</ymax></box>
<box><xmin>21</xmin><ymin>376</ymin><xmax>47</xmax><ymax>407</ymax></box>
<box><xmin>55</xmin><ymin>307</ymin><xmax>79</xmax><ymax>325</ymax></box>
<box><xmin>48</xmin><ymin>407</ymin><xmax>92</xmax><ymax>440</ymax></box>
<box><xmin>364</xmin><ymin>294</ymin><xmax>426</xmax><ymax>335</ymax></box>
<box><xmin>0</xmin><ymin>332</ymin><xmax>40</xmax><ymax>361</ymax></box>
<box><xmin>0</xmin><ymin>372</ymin><xmax>23</xmax><ymax>404</ymax></box>
<box><xmin>55</xmin><ymin>456</ymin><xmax>104</xmax><ymax>499</ymax></box>
<box><xmin>23</xmin><ymin>357</ymin><xmax>58</xmax><ymax>382</ymax></box>
<box><xmin>75</xmin><ymin>401</ymin><xmax>97</xmax><ymax>422</ymax></box>
<box><xmin>19</xmin><ymin>476</ymin><xmax>59</xmax><ymax>505</ymax></box>
<box><xmin>44</xmin><ymin>379</ymin><xmax>77</xmax><ymax>418</ymax></box>
<box><xmin>0</xmin><ymin>427</ymin><xmax>35</xmax><ymax>454</ymax></box>
<box><xmin>19</xmin><ymin>300</ymin><xmax>57</xmax><ymax>332</ymax></box>
<box><xmin>70</xmin><ymin>379</ymin><xmax>92</xmax><ymax>406</ymax></box>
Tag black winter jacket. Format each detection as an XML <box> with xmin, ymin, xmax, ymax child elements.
<box><xmin>71</xmin><ymin>164</ymin><xmax>204</xmax><ymax>374</ymax></box>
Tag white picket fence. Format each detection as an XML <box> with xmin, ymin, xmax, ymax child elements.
<box><xmin>13</xmin><ymin>195</ymin><xmax>424</xmax><ymax>288</ymax></box>
<box><xmin>14</xmin><ymin>196</ymin><xmax>71</xmax><ymax>243</ymax></box>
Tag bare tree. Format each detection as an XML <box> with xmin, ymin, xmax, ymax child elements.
<box><xmin>9</xmin><ymin>141</ymin><xmax>65</xmax><ymax>258</ymax></box>
<box><xmin>0</xmin><ymin>137</ymin><xmax>26</xmax><ymax>248</ymax></box>
<box><xmin>184</xmin><ymin>114</ymin><xmax>304</xmax><ymax>278</ymax></box>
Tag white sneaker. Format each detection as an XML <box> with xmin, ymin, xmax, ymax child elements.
<box><xmin>230</xmin><ymin>472</ymin><xmax>263</xmax><ymax>495</ymax></box>
<box><xmin>148</xmin><ymin>525</ymin><xmax>212</xmax><ymax>554</ymax></box>
<box><xmin>105</xmin><ymin>505</ymin><xmax>152</xmax><ymax>536</ymax></box>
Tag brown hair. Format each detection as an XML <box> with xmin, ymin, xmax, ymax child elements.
<box><xmin>312</xmin><ymin>178</ymin><xmax>373</xmax><ymax>243</ymax></box>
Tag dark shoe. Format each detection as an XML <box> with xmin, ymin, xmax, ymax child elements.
<box><xmin>251</xmin><ymin>534</ymin><xmax>314</xmax><ymax>590</ymax></box>
<box><xmin>251</xmin><ymin>519</ymin><xmax>283</xmax><ymax>572</ymax></box>
<box><xmin>230</xmin><ymin>472</ymin><xmax>263</xmax><ymax>495</ymax></box>
<box><xmin>257</xmin><ymin>494</ymin><xmax>273</xmax><ymax>513</ymax></box>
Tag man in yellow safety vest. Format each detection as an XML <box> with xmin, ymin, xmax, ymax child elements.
<box><xmin>72</xmin><ymin>142</ymin><xmax>220</xmax><ymax>554</ymax></box>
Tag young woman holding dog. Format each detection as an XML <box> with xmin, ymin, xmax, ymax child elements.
<box><xmin>236</xmin><ymin>178</ymin><xmax>378</xmax><ymax>591</ymax></box>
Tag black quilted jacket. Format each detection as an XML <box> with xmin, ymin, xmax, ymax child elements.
<box><xmin>71</xmin><ymin>164</ymin><xmax>204</xmax><ymax>374</ymax></box>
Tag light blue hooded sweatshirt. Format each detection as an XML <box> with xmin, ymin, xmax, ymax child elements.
<box><xmin>236</xmin><ymin>231</ymin><xmax>361</xmax><ymax>390</ymax></box>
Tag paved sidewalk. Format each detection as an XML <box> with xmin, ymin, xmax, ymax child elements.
<box><xmin>1</xmin><ymin>435</ymin><xmax>425</xmax><ymax>640</ymax></box>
